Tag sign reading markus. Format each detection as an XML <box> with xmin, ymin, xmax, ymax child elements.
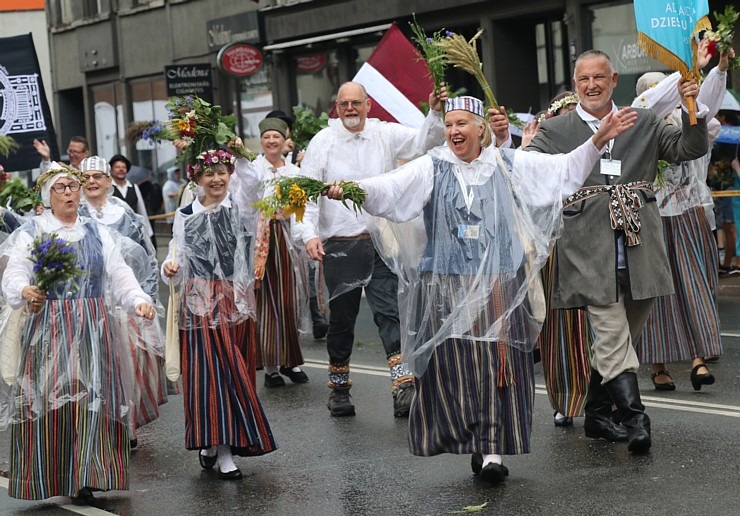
<box><xmin>165</xmin><ymin>64</ymin><xmax>213</xmax><ymax>103</ymax></box>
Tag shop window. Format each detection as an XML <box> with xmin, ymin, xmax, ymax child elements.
<box><xmin>130</xmin><ymin>78</ymin><xmax>176</xmax><ymax>183</ymax></box>
<box><xmin>236</xmin><ymin>65</ymin><xmax>274</xmax><ymax>146</ymax></box>
<box><xmin>536</xmin><ymin>19</ymin><xmax>571</xmax><ymax>110</ymax></box>
<box><xmin>589</xmin><ymin>2</ymin><xmax>668</xmax><ymax>106</ymax></box>
<box><xmin>294</xmin><ymin>50</ymin><xmax>339</xmax><ymax>115</ymax></box>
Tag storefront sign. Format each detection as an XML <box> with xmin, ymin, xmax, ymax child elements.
<box><xmin>165</xmin><ymin>64</ymin><xmax>213</xmax><ymax>103</ymax></box>
<box><xmin>206</xmin><ymin>11</ymin><xmax>260</xmax><ymax>50</ymax></box>
<box><xmin>218</xmin><ymin>43</ymin><xmax>263</xmax><ymax>77</ymax></box>
<box><xmin>296</xmin><ymin>53</ymin><xmax>328</xmax><ymax>74</ymax></box>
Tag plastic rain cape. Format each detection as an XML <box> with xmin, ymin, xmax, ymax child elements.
<box><xmin>366</xmin><ymin>145</ymin><xmax>567</xmax><ymax>375</ymax></box>
<box><xmin>167</xmin><ymin>195</ymin><xmax>255</xmax><ymax>330</ymax></box>
<box><xmin>0</xmin><ymin>214</ymin><xmax>155</xmax><ymax>429</ymax></box>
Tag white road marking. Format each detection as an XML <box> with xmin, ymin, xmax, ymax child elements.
<box><xmin>305</xmin><ymin>359</ymin><xmax>740</xmax><ymax>417</ymax></box>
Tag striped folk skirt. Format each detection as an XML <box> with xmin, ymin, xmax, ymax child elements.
<box><xmin>639</xmin><ymin>207</ymin><xmax>722</xmax><ymax>362</ymax></box>
<box><xmin>117</xmin><ymin>311</ymin><xmax>167</xmax><ymax>438</ymax></box>
<box><xmin>537</xmin><ymin>255</ymin><xmax>592</xmax><ymax>417</ymax></box>
<box><xmin>180</xmin><ymin>278</ymin><xmax>276</xmax><ymax>456</ymax></box>
<box><xmin>408</xmin><ymin>274</ymin><xmax>535</xmax><ymax>457</ymax></box>
<box><xmin>9</xmin><ymin>298</ymin><xmax>130</xmax><ymax>500</ymax></box>
<box><xmin>255</xmin><ymin>220</ymin><xmax>304</xmax><ymax>368</ymax></box>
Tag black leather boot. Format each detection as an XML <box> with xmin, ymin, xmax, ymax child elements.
<box><xmin>584</xmin><ymin>368</ymin><xmax>628</xmax><ymax>442</ymax></box>
<box><xmin>604</xmin><ymin>371</ymin><xmax>651</xmax><ymax>454</ymax></box>
<box><xmin>310</xmin><ymin>296</ymin><xmax>329</xmax><ymax>339</ymax></box>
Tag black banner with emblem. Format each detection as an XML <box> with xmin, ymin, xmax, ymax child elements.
<box><xmin>0</xmin><ymin>33</ymin><xmax>59</xmax><ymax>171</ymax></box>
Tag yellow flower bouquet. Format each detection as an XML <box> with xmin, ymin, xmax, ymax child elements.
<box><xmin>254</xmin><ymin>176</ymin><xmax>366</xmax><ymax>223</ymax></box>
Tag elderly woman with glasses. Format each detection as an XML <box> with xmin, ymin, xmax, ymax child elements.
<box><xmin>0</xmin><ymin>163</ymin><xmax>156</xmax><ymax>503</ymax></box>
<box><xmin>325</xmin><ymin>96</ymin><xmax>637</xmax><ymax>485</ymax></box>
<box><xmin>78</xmin><ymin>155</ymin><xmax>167</xmax><ymax>449</ymax></box>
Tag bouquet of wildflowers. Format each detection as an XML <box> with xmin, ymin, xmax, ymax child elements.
<box><xmin>166</xmin><ymin>95</ymin><xmax>255</xmax><ymax>165</ymax></box>
<box><xmin>28</xmin><ymin>233</ymin><xmax>85</xmax><ymax>295</ymax></box>
<box><xmin>254</xmin><ymin>176</ymin><xmax>366</xmax><ymax>223</ymax></box>
<box><xmin>125</xmin><ymin>120</ymin><xmax>173</xmax><ymax>145</ymax></box>
<box><xmin>704</xmin><ymin>6</ymin><xmax>740</xmax><ymax>70</ymax></box>
<box><xmin>409</xmin><ymin>14</ymin><xmax>450</xmax><ymax>92</ymax></box>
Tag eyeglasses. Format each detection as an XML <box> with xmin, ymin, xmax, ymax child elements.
<box><xmin>51</xmin><ymin>182</ymin><xmax>81</xmax><ymax>193</ymax></box>
<box><xmin>83</xmin><ymin>173</ymin><xmax>106</xmax><ymax>181</ymax></box>
<box><xmin>67</xmin><ymin>149</ymin><xmax>86</xmax><ymax>155</ymax></box>
<box><xmin>337</xmin><ymin>100</ymin><xmax>365</xmax><ymax>109</ymax></box>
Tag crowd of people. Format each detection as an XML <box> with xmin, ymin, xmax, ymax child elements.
<box><xmin>0</xmin><ymin>42</ymin><xmax>735</xmax><ymax>506</ymax></box>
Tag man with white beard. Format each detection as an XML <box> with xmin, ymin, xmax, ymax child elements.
<box><xmin>293</xmin><ymin>81</ymin><xmax>446</xmax><ymax>417</ymax></box>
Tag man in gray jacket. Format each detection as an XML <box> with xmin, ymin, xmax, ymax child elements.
<box><xmin>493</xmin><ymin>50</ymin><xmax>708</xmax><ymax>453</ymax></box>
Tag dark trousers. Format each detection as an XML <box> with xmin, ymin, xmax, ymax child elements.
<box><xmin>323</xmin><ymin>238</ymin><xmax>401</xmax><ymax>365</ymax></box>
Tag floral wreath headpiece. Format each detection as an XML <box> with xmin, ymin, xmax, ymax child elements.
<box><xmin>186</xmin><ymin>149</ymin><xmax>236</xmax><ymax>181</ymax></box>
<box><xmin>539</xmin><ymin>93</ymin><xmax>580</xmax><ymax>123</ymax></box>
<box><xmin>35</xmin><ymin>163</ymin><xmax>87</xmax><ymax>195</ymax></box>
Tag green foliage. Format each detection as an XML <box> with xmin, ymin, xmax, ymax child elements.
<box><xmin>0</xmin><ymin>135</ymin><xmax>19</xmax><ymax>158</ymax></box>
<box><xmin>409</xmin><ymin>14</ymin><xmax>449</xmax><ymax>91</ymax></box>
<box><xmin>291</xmin><ymin>106</ymin><xmax>329</xmax><ymax>149</ymax></box>
<box><xmin>0</xmin><ymin>178</ymin><xmax>40</xmax><ymax>215</ymax></box>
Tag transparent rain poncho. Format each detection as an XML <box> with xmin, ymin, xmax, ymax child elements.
<box><xmin>631</xmin><ymin>66</ymin><xmax>727</xmax><ymax>228</ymax></box>
<box><xmin>0</xmin><ymin>212</ymin><xmax>153</xmax><ymax>428</ymax></box>
<box><xmin>359</xmin><ymin>145</ymin><xmax>578</xmax><ymax>375</ymax></box>
<box><xmin>244</xmin><ymin>155</ymin><xmax>311</xmax><ymax>333</ymax></box>
<box><xmin>163</xmin><ymin>192</ymin><xmax>256</xmax><ymax>329</ymax></box>
<box><xmin>79</xmin><ymin>196</ymin><xmax>166</xmax><ymax>407</ymax></box>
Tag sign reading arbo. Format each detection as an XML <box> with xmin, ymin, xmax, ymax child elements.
<box><xmin>218</xmin><ymin>43</ymin><xmax>263</xmax><ymax>77</ymax></box>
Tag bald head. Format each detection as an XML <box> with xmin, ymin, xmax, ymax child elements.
<box><xmin>336</xmin><ymin>82</ymin><xmax>371</xmax><ymax>132</ymax></box>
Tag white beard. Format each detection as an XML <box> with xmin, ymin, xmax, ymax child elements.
<box><xmin>342</xmin><ymin>117</ymin><xmax>361</xmax><ymax>129</ymax></box>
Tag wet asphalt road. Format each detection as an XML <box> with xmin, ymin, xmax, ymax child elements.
<box><xmin>1</xmin><ymin>276</ymin><xmax>740</xmax><ymax>515</ymax></box>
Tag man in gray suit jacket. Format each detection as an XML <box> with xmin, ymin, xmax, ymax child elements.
<box><xmin>493</xmin><ymin>50</ymin><xmax>708</xmax><ymax>454</ymax></box>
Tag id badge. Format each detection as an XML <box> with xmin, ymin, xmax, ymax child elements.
<box><xmin>458</xmin><ymin>224</ymin><xmax>480</xmax><ymax>240</ymax></box>
<box><xmin>600</xmin><ymin>158</ymin><xmax>622</xmax><ymax>177</ymax></box>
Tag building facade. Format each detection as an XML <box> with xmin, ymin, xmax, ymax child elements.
<box><xmin>44</xmin><ymin>0</ymin><xmax>738</xmax><ymax>174</ymax></box>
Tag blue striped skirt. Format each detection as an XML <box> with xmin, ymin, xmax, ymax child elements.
<box><xmin>408</xmin><ymin>274</ymin><xmax>535</xmax><ymax>457</ymax></box>
<box><xmin>639</xmin><ymin>207</ymin><xmax>722</xmax><ymax>362</ymax></box>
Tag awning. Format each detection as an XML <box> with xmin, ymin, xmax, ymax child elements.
<box><xmin>263</xmin><ymin>23</ymin><xmax>392</xmax><ymax>51</ymax></box>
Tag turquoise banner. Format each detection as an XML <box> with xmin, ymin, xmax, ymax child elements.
<box><xmin>634</xmin><ymin>0</ymin><xmax>710</xmax><ymax>72</ymax></box>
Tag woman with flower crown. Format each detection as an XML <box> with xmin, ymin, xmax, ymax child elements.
<box><xmin>161</xmin><ymin>148</ymin><xmax>276</xmax><ymax>480</ymax></box>
<box><xmin>77</xmin><ymin>155</ymin><xmax>167</xmax><ymax>448</ymax></box>
<box><xmin>0</xmin><ymin>162</ymin><xmax>157</xmax><ymax>503</ymax></box>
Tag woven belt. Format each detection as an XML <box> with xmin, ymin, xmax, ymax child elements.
<box><xmin>563</xmin><ymin>181</ymin><xmax>654</xmax><ymax>246</ymax></box>
<box><xmin>329</xmin><ymin>233</ymin><xmax>371</xmax><ymax>241</ymax></box>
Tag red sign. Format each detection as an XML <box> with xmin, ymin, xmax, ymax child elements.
<box><xmin>296</xmin><ymin>53</ymin><xmax>328</xmax><ymax>74</ymax></box>
<box><xmin>217</xmin><ymin>43</ymin><xmax>263</xmax><ymax>77</ymax></box>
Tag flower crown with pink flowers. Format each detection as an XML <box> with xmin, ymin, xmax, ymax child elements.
<box><xmin>186</xmin><ymin>149</ymin><xmax>236</xmax><ymax>181</ymax></box>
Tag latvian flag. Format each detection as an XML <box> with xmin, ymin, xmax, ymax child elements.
<box><xmin>349</xmin><ymin>22</ymin><xmax>433</xmax><ymax>129</ymax></box>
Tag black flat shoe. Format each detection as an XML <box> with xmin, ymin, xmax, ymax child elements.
<box><xmin>129</xmin><ymin>439</ymin><xmax>138</xmax><ymax>449</ymax></box>
<box><xmin>471</xmin><ymin>453</ymin><xmax>483</xmax><ymax>475</ymax></box>
<box><xmin>690</xmin><ymin>364</ymin><xmax>715</xmax><ymax>391</ymax></box>
<box><xmin>479</xmin><ymin>463</ymin><xmax>509</xmax><ymax>485</ymax></box>
<box><xmin>279</xmin><ymin>366</ymin><xmax>309</xmax><ymax>384</ymax></box>
<box><xmin>264</xmin><ymin>372</ymin><xmax>286</xmax><ymax>388</ymax></box>
<box><xmin>218</xmin><ymin>467</ymin><xmax>243</xmax><ymax>480</ymax></box>
<box><xmin>199</xmin><ymin>450</ymin><xmax>218</xmax><ymax>470</ymax></box>
<box><xmin>553</xmin><ymin>412</ymin><xmax>573</xmax><ymax>427</ymax></box>
<box><xmin>651</xmin><ymin>370</ymin><xmax>676</xmax><ymax>391</ymax></box>
<box><xmin>72</xmin><ymin>487</ymin><xmax>95</xmax><ymax>505</ymax></box>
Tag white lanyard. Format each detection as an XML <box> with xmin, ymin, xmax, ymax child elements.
<box><xmin>586</xmin><ymin>120</ymin><xmax>614</xmax><ymax>157</ymax></box>
<box><xmin>452</xmin><ymin>165</ymin><xmax>482</xmax><ymax>213</ymax></box>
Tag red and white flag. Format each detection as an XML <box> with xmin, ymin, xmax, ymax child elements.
<box><xmin>336</xmin><ymin>23</ymin><xmax>433</xmax><ymax>128</ymax></box>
